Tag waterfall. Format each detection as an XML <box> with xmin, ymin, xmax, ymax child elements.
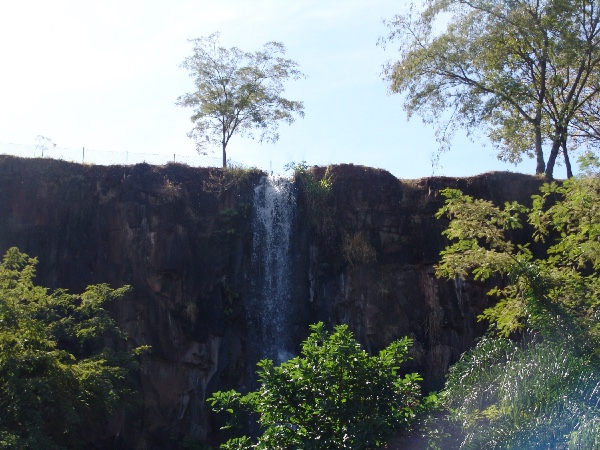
<box><xmin>247</xmin><ymin>176</ymin><xmax>297</xmax><ymax>363</ymax></box>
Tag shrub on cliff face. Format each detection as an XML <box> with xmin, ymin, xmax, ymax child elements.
<box><xmin>434</xmin><ymin>174</ymin><xmax>600</xmax><ymax>449</ymax></box>
<box><xmin>286</xmin><ymin>161</ymin><xmax>334</xmax><ymax>235</ymax></box>
<box><xmin>209</xmin><ymin>322</ymin><xmax>423</xmax><ymax>449</ymax></box>
<box><xmin>0</xmin><ymin>247</ymin><xmax>146</xmax><ymax>449</ymax></box>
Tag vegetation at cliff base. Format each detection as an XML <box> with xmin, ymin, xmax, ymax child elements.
<box><xmin>0</xmin><ymin>247</ymin><xmax>146</xmax><ymax>449</ymax></box>
<box><xmin>434</xmin><ymin>169</ymin><xmax>600</xmax><ymax>448</ymax></box>
<box><xmin>209</xmin><ymin>322</ymin><xmax>424</xmax><ymax>449</ymax></box>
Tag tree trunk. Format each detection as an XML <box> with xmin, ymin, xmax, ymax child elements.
<box><xmin>534</xmin><ymin>122</ymin><xmax>546</xmax><ymax>175</ymax></box>
<box><xmin>545</xmin><ymin>138</ymin><xmax>561</xmax><ymax>180</ymax></box>
<box><xmin>562</xmin><ymin>141</ymin><xmax>573</xmax><ymax>179</ymax></box>
<box><xmin>222</xmin><ymin>141</ymin><xmax>227</xmax><ymax>168</ymax></box>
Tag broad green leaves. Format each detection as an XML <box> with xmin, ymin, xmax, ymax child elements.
<box><xmin>176</xmin><ymin>32</ymin><xmax>305</xmax><ymax>167</ymax></box>
<box><xmin>210</xmin><ymin>322</ymin><xmax>423</xmax><ymax>449</ymax></box>
<box><xmin>0</xmin><ymin>248</ymin><xmax>146</xmax><ymax>449</ymax></box>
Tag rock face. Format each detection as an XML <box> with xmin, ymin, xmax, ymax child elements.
<box><xmin>306</xmin><ymin>165</ymin><xmax>544</xmax><ymax>391</ymax></box>
<box><xmin>0</xmin><ymin>156</ymin><xmax>544</xmax><ymax>448</ymax></box>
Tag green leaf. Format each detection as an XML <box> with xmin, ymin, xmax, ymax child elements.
<box><xmin>210</xmin><ymin>322</ymin><xmax>422</xmax><ymax>449</ymax></box>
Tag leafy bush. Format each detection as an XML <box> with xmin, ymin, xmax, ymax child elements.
<box><xmin>202</xmin><ymin>165</ymin><xmax>264</xmax><ymax>197</ymax></box>
<box><xmin>434</xmin><ymin>175</ymin><xmax>600</xmax><ymax>449</ymax></box>
<box><xmin>342</xmin><ymin>231</ymin><xmax>377</xmax><ymax>266</ymax></box>
<box><xmin>286</xmin><ymin>161</ymin><xmax>334</xmax><ymax>234</ymax></box>
<box><xmin>210</xmin><ymin>322</ymin><xmax>423</xmax><ymax>449</ymax></box>
<box><xmin>443</xmin><ymin>335</ymin><xmax>599</xmax><ymax>449</ymax></box>
<box><xmin>0</xmin><ymin>247</ymin><xmax>147</xmax><ymax>449</ymax></box>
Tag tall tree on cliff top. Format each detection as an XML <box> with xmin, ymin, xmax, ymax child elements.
<box><xmin>176</xmin><ymin>33</ymin><xmax>305</xmax><ymax>168</ymax></box>
<box><xmin>381</xmin><ymin>0</ymin><xmax>600</xmax><ymax>179</ymax></box>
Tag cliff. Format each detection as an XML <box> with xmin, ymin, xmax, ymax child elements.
<box><xmin>0</xmin><ymin>155</ymin><xmax>544</xmax><ymax>448</ymax></box>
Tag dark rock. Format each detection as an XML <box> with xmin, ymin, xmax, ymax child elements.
<box><xmin>0</xmin><ymin>156</ymin><xmax>544</xmax><ymax>448</ymax></box>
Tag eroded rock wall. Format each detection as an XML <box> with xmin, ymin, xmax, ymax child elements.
<box><xmin>306</xmin><ymin>165</ymin><xmax>543</xmax><ymax>390</ymax></box>
<box><xmin>0</xmin><ymin>156</ymin><xmax>544</xmax><ymax>448</ymax></box>
<box><xmin>0</xmin><ymin>156</ymin><xmax>262</xmax><ymax>448</ymax></box>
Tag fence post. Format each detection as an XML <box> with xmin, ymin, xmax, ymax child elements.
<box><xmin>82</xmin><ymin>147</ymin><xmax>85</xmax><ymax>164</ymax></box>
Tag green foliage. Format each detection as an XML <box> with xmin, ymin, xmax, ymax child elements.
<box><xmin>443</xmin><ymin>335</ymin><xmax>599</xmax><ymax>449</ymax></box>
<box><xmin>435</xmin><ymin>176</ymin><xmax>600</xmax><ymax>448</ymax></box>
<box><xmin>0</xmin><ymin>247</ymin><xmax>147</xmax><ymax>449</ymax></box>
<box><xmin>209</xmin><ymin>322</ymin><xmax>423</xmax><ymax>449</ymax></box>
<box><xmin>300</xmin><ymin>161</ymin><xmax>331</xmax><ymax>186</ymax></box>
<box><xmin>286</xmin><ymin>161</ymin><xmax>334</xmax><ymax>234</ymax></box>
<box><xmin>381</xmin><ymin>0</ymin><xmax>600</xmax><ymax>178</ymax></box>
<box><xmin>578</xmin><ymin>150</ymin><xmax>600</xmax><ymax>177</ymax></box>
<box><xmin>202</xmin><ymin>165</ymin><xmax>263</xmax><ymax>240</ymax></box>
<box><xmin>286</xmin><ymin>161</ymin><xmax>333</xmax><ymax>196</ymax></box>
<box><xmin>222</xmin><ymin>284</ymin><xmax>240</xmax><ymax>321</ymax></box>
<box><xmin>157</xmin><ymin>176</ymin><xmax>181</xmax><ymax>201</ymax></box>
<box><xmin>202</xmin><ymin>165</ymin><xmax>264</xmax><ymax>197</ymax></box>
<box><xmin>177</xmin><ymin>32</ymin><xmax>305</xmax><ymax>167</ymax></box>
<box><xmin>342</xmin><ymin>231</ymin><xmax>377</xmax><ymax>267</ymax></box>
<box><xmin>435</xmin><ymin>189</ymin><xmax>528</xmax><ymax>284</ymax></box>
<box><xmin>217</xmin><ymin>208</ymin><xmax>240</xmax><ymax>236</ymax></box>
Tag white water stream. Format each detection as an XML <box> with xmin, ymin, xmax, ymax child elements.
<box><xmin>247</xmin><ymin>176</ymin><xmax>296</xmax><ymax>363</ymax></box>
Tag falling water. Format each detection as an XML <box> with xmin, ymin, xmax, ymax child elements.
<box><xmin>247</xmin><ymin>176</ymin><xmax>296</xmax><ymax>363</ymax></box>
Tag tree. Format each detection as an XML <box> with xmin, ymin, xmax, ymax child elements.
<box><xmin>433</xmin><ymin>174</ymin><xmax>600</xmax><ymax>448</ymax></box>
<box><xmin>0</xmin><ymin>247</ymin><xmax>146</xmax><ymax>449</ymax></box>
<box><xmin>176</xmin><ymin>32</ymin><xmax>305</xmax><ymax>168</ymax></box>
<box><xmin>209</xmin><ymin>322</ymin><xmax>423</xmax><ymax>449</ymax></box>
<box><xmin>381</xmin><ymin>0</ymin><xmax>600</xmax><ymax>179</ymax></box>
<box><xmin>442</xmin><ymin>335</ymin><xmax>599</xmax><ymax>449</ymax></box>
<box><xmin>35</xmin><ymin>135</ymin><xmax>56</xmax><ymax>158</ymax></box>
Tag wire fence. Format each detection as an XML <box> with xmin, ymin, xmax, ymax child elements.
<box><xmin>0</xmin><ymin>141</ymin><xmax>249</xmax><ymax>168</ymax></box>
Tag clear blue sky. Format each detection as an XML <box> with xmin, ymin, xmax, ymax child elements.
<box><xmin>0</xmin><ymin>0</ymin><xmax>567</xmax><ymax>178</ymax></box>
